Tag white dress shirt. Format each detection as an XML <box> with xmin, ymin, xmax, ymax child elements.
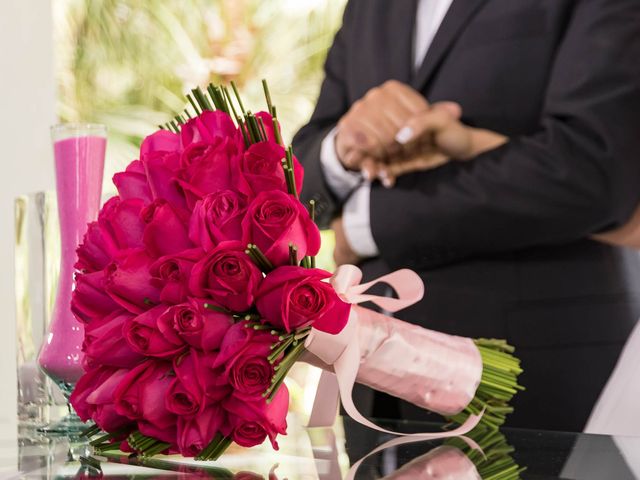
<box><xmin>320</xmin><ymin>0</ymin><xmax>454</xmax><ymax>257</ymax></box>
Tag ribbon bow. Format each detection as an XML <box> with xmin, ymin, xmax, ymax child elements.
<box><xmin>305</xmin><ymin>264</ymin><xmax>483</xmax><ymax>441</ymax></box>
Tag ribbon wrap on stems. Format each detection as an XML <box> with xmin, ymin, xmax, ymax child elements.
<box><xmin>305</xmin><ymin>264</ymin><xmax>484</xmax><ymax>439</ymax></box>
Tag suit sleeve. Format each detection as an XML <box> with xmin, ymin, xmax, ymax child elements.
<box><xmin>292</xmin><ymin>1</ymin><xmax>356</xmax><ymax>229</ymax></box>
<box><xmin>371</xmin><ymin>0</ymin><xmax>640</xmax><ymax>270</ymax></box>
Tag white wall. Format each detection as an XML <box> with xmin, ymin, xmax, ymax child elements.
<box><xmin>0</xmin><ymin>1</ymin><xmax>56</xmax><ymax>429</ymax></box>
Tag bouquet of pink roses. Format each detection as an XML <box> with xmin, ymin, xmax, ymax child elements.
<box><xmin>71</xmin><ymin>82</ymin><xmax>351</xmax><ymax>458</ymax></box>
<box><xmin>71</xmin><ymin>82</ymin><xmax>523</xmax><ymax>460</ymax></box>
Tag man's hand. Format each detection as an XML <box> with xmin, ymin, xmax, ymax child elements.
<box><xmin>331</xmin><ymin>217</ymin><xmax>361</xmax><ymax>266</ymax></box>
<box><xmin>335</xmin><ymin>80</ymin><xmax>429</xmax><ymax>177</ymax></box>
<box><xmin>377</xmin><ymin>107</ymin><xmax>509</xmax><ymax>186</ymax></box>
<box><xmin>395</xmin><ymin>107</ymin><xmax>508</xmax><ymax>160</ymax></box>
<box><xmin>333</xmin><ymin>79</ymin><xmax>508</xmax><ymax>186</ymax></box>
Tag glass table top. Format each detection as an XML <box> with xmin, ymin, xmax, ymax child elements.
<box><xmin>1</xmin><ymin>415</ymin><xmax>639</xmax><ymax>479</ymax></box>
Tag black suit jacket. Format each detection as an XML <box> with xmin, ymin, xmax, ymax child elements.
<box><xmin>293</xmin><ymin>0</ymin><xmax>640</xmax><ymax>431</ymax></box>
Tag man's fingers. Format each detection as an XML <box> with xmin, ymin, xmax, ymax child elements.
<box><xmin>385</xmin><ymin>153</ymin><xmax>450</xmax><ymax>178</ymax></box>
<box><xmin>360</xmin><ymin>157</ymin><xmax>381</xmax><ymax>182</ymax></box>
<box><xmin>341</xmin><ymin>149</ymin><xmax>364</xmax><ymax>171</ymax></box>
<box><xmin>338</xmin><ymin>124</ymin><xmax>383</xmax><ymax>161</ymax></box>
<box><xmin>381</xmin><ymin>80</ymin><xmax>430</xmax><ymax>114</ymax></box>
<box><xmin>379</xmin><ymin>153</ymin><xmax>448</xmax><ymax>188</ymax></box>
<box><xmin>395</xmin><ymin>108</ymin><xmax>455</xmax><ymax>146</ymax></box>
<box><xmin>432</xmin><ymin>101</ymin><xmax>463</xmax><ymax>119</ymax></box>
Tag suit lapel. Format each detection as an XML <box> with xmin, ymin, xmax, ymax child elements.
<box><xmin>411</xmin><ymin>0</ymin><xmax>489</xmax><ymax>91</ymax></box>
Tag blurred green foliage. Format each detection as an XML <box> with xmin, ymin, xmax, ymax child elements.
<box><xmin>54</xmin><ymin>0</ymin><xmax>346</xmax><ymax>195</ymax></box>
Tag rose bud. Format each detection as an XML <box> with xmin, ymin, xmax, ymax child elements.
<box><xmin>224</xmin><ymin>384</ymin><xmax>289</xmax><ymax>450</ymax></box>
<box><xmin>157</xmin><ymin>299</ymin><xmax>234</xmax><ymax>351</ymax></box>
<box><xmin>114</xmin><ymin>360</ymin><xmax>177</xmax><ymax>444</ymax></box>
<box><xmin>112</xmin><ymin>159</ymin><xmax>152</xmax><ymax>204</ymax></box>
<box><xmin>75</xmin><ymin>221</ymin><xmax>119</xmax><ymax>273</ymax></box>
<box><xmin>83</xmin><ymin>311</ymin><xmax>145</xmax><ymax>369</ymax></box>
<box><xmin>141</xmin><ymin>199</ymin><xmax>193</xmax><ymax>257</ymax></box>
<box><xmin>215</xmin><ymin>322</ymin><xmax>277</xmax><ymax>398</ymax></box>
<box><xmin>71</xmin><ymin>270</ymin><xmax>121</xmax><ymax>324</ymax></box>
<box><xmin>189</xmin><ymin>190</ymin><xmax>247</xmax><ymax>251</ymax></box>
<box><xmin>252</xmin><ymin>111</ymin><xmax>286</xmax><ymax>147</ymax></box>
<box><xmin>242</xmin><ymin>190</ymin><xmax>320</xmax><ymax>267</ymax></box>
<box><xmin>256</xmin><ymin>266</ymin><xmax>351</xmax><ymax>334</ymax></box>
<box><xmin>198</xmin><ymin>351</ymin><xmax>233</xmax><ymax>403</ymax></box>
<box><xmin>180</xmin><ymin>110</ymin><xmax>241</xmax><ymax>148</ymax></box>
<box><xmin>71</xmin><ymin>365</ymin><xmax>121</xmax><ymax>422</ymax></box>
<box><xmin>97</xmin><ymin>196</ymin><xmax>146</xmax><ymax>251</ymax></box>
<box><xmin>236</xmin><ymin>141</ymin><xmax>303</xmax><ymax>198</ymax></box>
<box><xmin>141</xmin><ymin>129</ymin><xmax>181</xmax><ymax>157</ymax></box>
<box><xmin>177</xmin><ymin>138</ymin><xmax>243</xmax><ymax>209</ymax></box>
<box><xmin>104</xmin><ymin>249</ymin><xmax>161</xmax><ymax>314</ymax></box>
<box><xmin>124</xmin><ymin>305</ymin><xmax>186</xmax><ymax>358</ymax></box>
<box><xmin>85</xmin><ymin>368</ymin><xmax>133</xmax><ymax>433</ymax></box>
<box><xmin>149</xmin><ymin>248</ymin><xmax>203</xmax><ymax>305</ymax></box>
<box><xmin>177</xmin><ymin>404</ymin><xmax>227</xmax><ymax>458</ymax></box>
<box><xmin>142</xmin><ymin>150</ymin><xmax>187</xmax><ymax>213</ymax></box>
<box><xmin>165</xmin><ymin>350</ymin><xmax>205</xmax><ymax>416</ymax></box>
<box><xmin>189</xmin><ymin>241</ymin><xmax>263</xmax><ymax>312</ymax></box>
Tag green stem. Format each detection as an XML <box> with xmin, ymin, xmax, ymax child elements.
<box><xmin>262</xmin><ymin>79</ymin><xmax>274</xmax><ymax>116</ymax></box>
<box><xmin>230</xmin><ymin>81</ymin><xmax>246</xmax><ymax>115</ymax></box>
<box><xmin>272</xmin><ymin>117</ymin><xmax>283</xmax><ymax>146</ymax></box>
<box><xmin>447</xmin><ymin>339</ymin><xmax>524</xmax><ymax>430</ymax></box>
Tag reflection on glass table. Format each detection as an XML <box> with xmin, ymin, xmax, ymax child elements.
<box><xmin>1</xmin><ymin>415</ymin><xmax>639</xmax><ymax>479</ymax></box>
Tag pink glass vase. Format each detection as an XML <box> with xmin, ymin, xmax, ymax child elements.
<box><xmin>37</xmin><ymin>123</ymin><xmax>106</xmax><ymax>434</ymax></box>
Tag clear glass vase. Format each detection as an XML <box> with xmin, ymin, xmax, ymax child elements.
<box><xmin>37</xmin><ymin>124</ymin><xmax>106</xmax><ymax>435</ymax></box>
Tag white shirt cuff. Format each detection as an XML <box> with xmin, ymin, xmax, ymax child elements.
<box><xmin>343</xmin><ymin>183</ymin><xmax>380</xmax><ymax>258</ymax></box>
<box><xmin>320</xmin><ymin>127</ymin><xmax>363</xmax><ymax>200</ymax></box>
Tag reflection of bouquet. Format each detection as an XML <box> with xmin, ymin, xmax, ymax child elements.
<box><xmin>378</xmin><ymin>429</ymin><xmax>524</xmax><ymax>480</ymax></box>
<box><xmin>72</xmin><ymin>83</ymin><xmax>351</xmax><ymax>459</ymax></box>
<box><xmin>72</xmin><ymin>82</ymin><xmax>523</xmax><ymax>460</ymax></box>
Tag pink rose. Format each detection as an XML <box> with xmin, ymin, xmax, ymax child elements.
<box><xmin>157</xmin><ymin>299</ymin><xmax>234</xmax><ymax>351</ymax></box>
<box><xmin>253</xmin><ymin>111</ymin><xmax>281</xmax><ymax>144</ymax></box>
<box><xmin>177</xmin><ymin>138</ymin><xmax>243</xmax><ymax>209</ymax></box>
<box><xmin>224</xmin><ymin>385</ymin><xmax>289</xmax><ymax>449</ymax></box>
<box><xmin>256</xmin><ymin>266</ymin><xmax>351</xmax><ymax>334</ymax></box>
<box><xmin>71</xmin><ymin>366</ymin><xmax>120</xmax><ymax>422</ymax></box>
<box><xmin>198</xmin><ymin>352</ymin><xmax>233</xmax><ymax>403</ymax></box>
<box><xmin>177</xmin><ymin>404</ymin><xmax>226</xmax><ymax>457</ymax></box>
<box><xmin>114</xmin><ymin>360</ymin><xmax>177</xmax><ymax>444</ymax></box>
<box><xmin>71</xmin><ymin>270</ymin><xmax>121</xmax><ymax>323</ymax></box>
<box><xmin>112</xmin><ymin>160</ymin><xmax>152</xmax><ymax>204</ymax></box>
<box><xmin>242</xmin><ymin>190</ymin><xmax>320</xmax><ymax>267</ymax></box>
<box><xmin>140</xmin><ymin>129</ymin><xmax>181</xmax><ymax>157</ymax></box>
<box><xmin>236</xmin><ymin>141</ymin><xmax>303</xmax><ymax>198</ymax></box>
<box><xmin>85</xmin><ymin>368</ymin><xmax>133</xmax><ymax>432</ymax></box>
<box><xmin>105</xmin><ymin>249</ymin><xmax>161</xmax><ymax>314</ymax></box>
<box><xmin>75</xmin><ymin>221</ymin><xmax>119</xmax><ymax>273</ymax></box>
<box><xmin>124</xmin><ymin>305</ymin><xmax>186</xmax><ymax>358</ymax></box>
<box><xmin>141</xmin><ymin>200</ymin><xmax>193</xmax><ymax>258</ymax></box>
<box><xmin>189</xmin><ymin>190</ymin><xmax>247</xmax><ymax>251</ymax></box>
<box><xmin>165</xmin><ymin>350</ymin><xmax>205</xmax><ymax>416</ymax></box>
<box><xmin>149</xmin><ymin>248</ymin><xmax>203</xmax><ymax>304</ymax></box>
<box><xmin>180</xmin><ymin>110</ymin><xmax>241</xmax><ymax>148</ymax></box>
<box><xmin>215</xmin><ymin>322</ymin><xmax>277</xmax><ymax>398</ymax></box>
<box><xmin>96</xmin><ymin>196</ymin><xmax>146</xmax><ymax>252</ymax></box>
<box><xmin>189</xmin><ymin>241</ymin><xmax>263</xmax><ymax>312</ymax></box>
<box><xmin>140</xmin><ymin>130</ymin><xmax>186</xmax><ymax>212</ymax></box>
<box><xmin>83</xmin><ymin>311</ymin><xmax>145</xmax><ymax>369</ymax></box>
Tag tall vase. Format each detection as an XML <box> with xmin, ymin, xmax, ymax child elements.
<box><xmin>37</xmin><ymin>124</ymin><xmax>106</xmax><ymax>435</ymax></box>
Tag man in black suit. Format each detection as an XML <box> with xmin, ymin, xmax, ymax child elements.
<box><xmin>292</xmin><ymin>0</ymin><xmax>640</xmax><ymax>432</ymax></box>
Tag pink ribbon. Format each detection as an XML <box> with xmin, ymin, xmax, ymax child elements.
<box><xmin>305</xmin><ymin>264</ymin><xmax>484</xmax><ymax>441</ymax></box>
